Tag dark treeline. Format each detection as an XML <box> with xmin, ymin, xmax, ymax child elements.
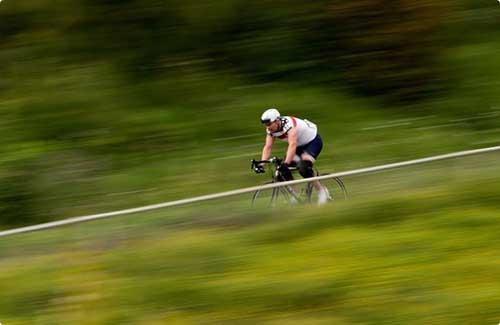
<box><xmin>2</xmin><ymin>0</ymin><xmax>459</xmax><ymax>100</ymax></box>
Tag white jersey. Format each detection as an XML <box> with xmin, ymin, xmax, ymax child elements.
<box><xmin>267</xmin><ymin>116</ymin><xmax>318</xmax><ymax>146</ymax></box>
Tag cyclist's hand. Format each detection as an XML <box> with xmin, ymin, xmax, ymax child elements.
<box><xmin>278</xmin><ymin>162</ymin><xmax>290</xmax><ymax>173</ymax></box>
<box><xmin>254</xmin><ymin>164</ymin><xmax>265</xmax><ymax>174</ymax></box>
<box><xmin>278</xmin><ymin>162</ymin><xmax>293</xmax><ymax>181</ymax></box>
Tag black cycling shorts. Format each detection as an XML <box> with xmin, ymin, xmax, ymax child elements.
<box><xmin>296</xmin><ymin>133</ymin><xmax>323</xmax><ymax>159</ymax></box>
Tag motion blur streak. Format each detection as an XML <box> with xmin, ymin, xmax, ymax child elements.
<box><xmin>0</xmin><ymin>145</ymin><xmax>499</xmax><ymax>238</ymax></box>
<box><xmin>1</xmin><ymin>0</ymin><xmax>500</xmax><ymax>323</ymax></box>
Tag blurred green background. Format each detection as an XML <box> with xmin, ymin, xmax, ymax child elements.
<box><xmin>1</xmin><ymin>0</ymin><xmax>500</xmax><ymax>323</ymax></box>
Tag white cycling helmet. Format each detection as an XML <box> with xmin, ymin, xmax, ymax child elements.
<box><xmin>260</xmin><ymin>108</ymin><xmax>280</xmax><ymax>124</ymax></box>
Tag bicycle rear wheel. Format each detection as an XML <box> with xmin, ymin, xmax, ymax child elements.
<box><xmin>304</xmin><ymin>175</ymin><xmax>348</xmax><ymax>203</ymax></box>
<box><xmin>321</xmin><ymin>175</ymin><xmax>348</xmax><ymax>201</ymax></box>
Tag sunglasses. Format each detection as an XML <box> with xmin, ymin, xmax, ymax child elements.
<box><xmin>261</xmin><ymin>119</ymin><xmax>275</xmax><ymax>126</ymax></box>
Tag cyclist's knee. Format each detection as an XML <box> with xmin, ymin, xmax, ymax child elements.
<box><xmin>299</xmin><ymin>160</ymin><xmax>314</xmax><ymax>178</ymax></box>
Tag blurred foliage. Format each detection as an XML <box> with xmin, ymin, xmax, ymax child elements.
<box><xmin>1</xmin><ymin>1</ymin><xmax>500</xmax><ymax>322</ymax></box>
<box><xmin>0</xmin><ymin>0</ymin><xmax>500</xmax><ymax>226</ymax></box>
<box><xmin>0</xmin><ymin>0</ymin><xmax>456</xmax><ymax>95</ymax></box>
<box><xmin>0</xmin><ymin>165</ymin><xmax>38</xmax><ymax>225</ymax></box>
<box><xmin>314</xmin><ymin>0</ymin><xmax>452</xmax><ymax>101</ymax></box>
<box><xmin>1</xmin><ymin>156</ymin><xmax>500</xmax><ymax>323</ymax></box>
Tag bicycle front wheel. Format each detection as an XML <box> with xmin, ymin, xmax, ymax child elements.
<box><xmin>251</xmin><ymin>182</ymin><xmax>302</xmax><ymax>208</ymax></box>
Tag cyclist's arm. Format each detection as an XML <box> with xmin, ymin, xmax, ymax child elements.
<box><xmin>284</xmin><ymin>127</ymin><xmax>297</xmax><ymax>165</ymax></box>
<box><xmin>261</xmin><ymin>135</ymin><xmax>274</xmax><ymax>161</ymax></box>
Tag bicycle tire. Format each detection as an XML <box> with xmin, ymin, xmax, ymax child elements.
<box><xmin>318</xmin><ymin>175</ymin><xmax>348</xmax><ymax>201</ymax></box>
<box><xmin>251</xmin><ymin>182</ymin><xmax>302</xmax><ymax>207</ymax></box>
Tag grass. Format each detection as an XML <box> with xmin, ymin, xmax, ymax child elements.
<box><xmin>1</xmin><ymin>153</ymin><xmax>499</xmax><ymax>324</ymax></box>
<box><xmin>5</xmin><ymin>78</ymin><xmax>499</xmax><ymax>227</ymax></box>
<box><xmin>1</xmin><ymin>11</ymin><xmax>500</xmax><ymax>323</ymax></box>
<box><xmin>3</xmin><ymin>43</ymin><xmax>500</xmax><ymax>226</ymax></box>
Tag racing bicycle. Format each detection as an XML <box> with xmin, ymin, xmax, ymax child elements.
<box><xmin>250</xmin><ymin>157</ymin><xmax>348</xmax><ymax>207</ymax></box>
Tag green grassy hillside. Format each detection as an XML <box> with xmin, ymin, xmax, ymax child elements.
<box><xmin>1</xmin><ymin>153</ymin><xmax>499</xmax><ymax>324</ymax></box>
<box><xmin>1</xmin><ymin>0</ymin><xmax>500</xmax><ymax>227</ymax></box>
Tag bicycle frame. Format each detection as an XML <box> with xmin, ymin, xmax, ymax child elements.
<box><xmin>251</xmin><ymin>157</ymin><xmax>298</xmax><ymax>182</ymax></box>
<box><xmin>251</xmin><ymin>157</ymin><xmax>348</xmax><ymax>206</ymax></box>
<box><xmin>251</xmin><ymin>157</ymin><xmax>307</xmax><ymax>206</ymax></box>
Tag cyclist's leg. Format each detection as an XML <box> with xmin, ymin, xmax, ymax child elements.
<box><xmin>299</xmin><ymin>133</ymin><xmax>323</xmax><ymax>182</ymax></box>
<box><xmin>299</xmin><ymin>153</ymin><xmax>323</xmax><ymax>192</ymax></box>
<box><xmin>299</xmin><ymin>134</ymin><xmax>329</xmax><ymax>203</ymax></box>
<box><xmin>300</xmin><ymin>134</ymin><xmax>323</xmax><ymax>164</ymax></box>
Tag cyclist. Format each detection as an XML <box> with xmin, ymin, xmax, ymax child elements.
<box><xmin>254</xmin><ymin>108</ymin><xmax>330</xmax><ymax>204</ymax></box>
